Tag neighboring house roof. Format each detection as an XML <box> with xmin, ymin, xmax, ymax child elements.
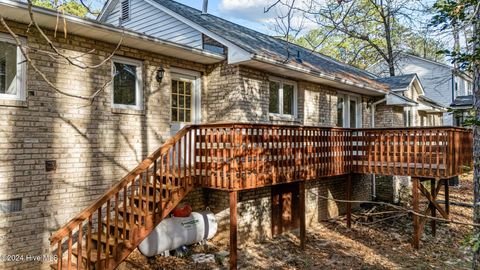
<box><xmin>451</xmin><ymin>95</ymin><xmax>473</xmax><ymax>108</ymax></box>
<box><xmin>0</xmin><ymin>0</ymin><xmax>225</xmax><ymax>64</ymax></box>
<box><xmin>374</xmin><ymin>74</ymin><xmax>417</xmax><ymax>91</ymax></box>
<box><xmin>99</xmin><ymin>0</ymin><xmax>388</xmax><ymax>94</ymax></box>
<box><xmin>418</xmin><ymin>96</ymin><xmax>448</xmax><ymax>112</ymax></box>
<box><xmin>386</xmin><ymin>91</ymin><xmax>418</xmax><ymax>107</ymax></box>
<box><xmin>397</xmin><ymin>53</ymin><xmax>473</xmax><ymax>81</ymax></box>
<box><xmin>373</xmin><ymin>73</ymin><xmax>425</xmax><ymax>95</ymax></box>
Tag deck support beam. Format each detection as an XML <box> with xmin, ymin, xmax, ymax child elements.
<box><xmin>346</xmin><ymin>174</ymin><xmax>352</xmax><ymax>228</ymax></box>
<box><xmin>412</xmin><ymin>177</ymin><xmax>420</xmax><ymax>249</ymax></box>
<box><xmin>430</xmin><ymin>179</ymin><xmax>436</xmax><ymax>237</ymax></box>
<box><xmin>411</xmin><ymin>178</ymin><xmax>450</xmax><ymax>249</ymax></box>
<box><xmin>445</xmin><ymin>179</ymin><xmax>450</xmax><ymax>216</ymax></box>
<box><xmin>229</xmin><ymin>191</ymin><xmax>238</xmax><ymax>270</ymax></box>
<box><xmin>299</xmin><ymin>181</ymin><xmax>306</xmax><ymax>249</ymax></box>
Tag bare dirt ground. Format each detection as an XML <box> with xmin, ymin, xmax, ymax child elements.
<box><xmin>121</xmin><ymin>173</ymin><xmax>474</xmax><ymax>270</ymax></box>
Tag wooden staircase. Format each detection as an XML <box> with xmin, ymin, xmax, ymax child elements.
<box><xmin>49</xmin><ymin>127</ymin><xmax>196</xmax><ymax>270</ymax></box>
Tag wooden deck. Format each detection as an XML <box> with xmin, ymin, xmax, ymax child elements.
<box><xmin>49</xmin><ymin>123</ymin><xmax>473</xmax><ymax>270</ymax></box>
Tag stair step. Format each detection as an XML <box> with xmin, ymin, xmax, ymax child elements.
<box><xmin>91</xmin><ymin>233</ymin><xmax>124</xmax><ymax>247</ymax></box>
<box><xmin>118</xmin><ymin>206</ymin><xmax>146</xmax><ymax>216</ymax></box>
<box><xmin>103</xmin><ymin>218</ymin><xmax>132</xmax><ymax>231</ymax></box>
<box><xmin>50</xmin><ymin>261</ymin><xmax>84</xmax><ymax>270</ymax></box>
<box><xmin>72</xmin><ymin>248</ymin><xmax>107</xmax><ymax>263</ymax></box>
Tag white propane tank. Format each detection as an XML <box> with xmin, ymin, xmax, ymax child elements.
<box><xmin>138</xmin><ymin>211</ymin><xmax>217</xmax><ymax>257</ymax></box>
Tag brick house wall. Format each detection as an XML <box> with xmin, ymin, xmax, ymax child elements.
<box><xmin>0</xmin><ymin>20</ymin><xmax>377</xmax><ymax>269</ymax></box>
<box><xmin>0</xmin><ymin>21</ymin><xmax>208</xmax><ymax>270</ymax></box>
<box><xmin>374</xmin><ymin>104</ymin><xmax>404</xmax><ymax>127</ymax></box>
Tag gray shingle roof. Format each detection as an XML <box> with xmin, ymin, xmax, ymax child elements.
<box><xmin>451</xmin><ymin>95</ymin><xmax>473</xmax><ymax>107</ymax></box>
<box><xmin>373</xmin><ymin>74</ymin><xmax>416</xmax><ymax>91</ymax></box>
<box><xmin>152</xmin><ymin>0</ymin><xmax>388</xmax><ymax>91</ymax></box>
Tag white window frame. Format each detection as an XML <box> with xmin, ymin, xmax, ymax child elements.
<box><xmin>0</xmin><ymin>33</ymin><xmax>26</xmax><ymax>101</ymax></box>
<box><xmin>268</xmin><ymin>76</ymin><xmax>298</xmax><ymax>118</ymax></box>
<box><xmin>111</xmin><ymin>56</ymin><xmax>143</xmax><ymax>110</ymax></box>
<box><xmin>337</xmin><ymin>92</ymin><xmax>362</xmax><ymax>128</ymax></box>
<box><xmin>170</xmin><ymin>67</ymin><xmax>201</xmax><ymax>125</ymax></box>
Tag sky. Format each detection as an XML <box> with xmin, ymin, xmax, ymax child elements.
<box><xmin>164</xmin><ymin>0</ymin><xmax>279</xmax><ymax>35</ymax></box>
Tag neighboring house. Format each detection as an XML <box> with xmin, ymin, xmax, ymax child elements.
<box><xmin>370</xmin><ymin>74</ymin><xmax>447</xmax><ymax>203</ymax></box>
<box><xmin>368</xmin><ymin>53</ymin><xmax>474</xmax><ymax>126</ymax></box>
<box><xmin>0</xmin><ymin>1</ymin><xmax>466</xmax><ymax>270</ymax></box>
<box><xmin>373</xmin><ymin>74</ymin><xmax>446</xmax><ymax>128</ymax></box>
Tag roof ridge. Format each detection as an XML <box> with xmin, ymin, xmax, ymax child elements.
<box><xmin>157</xmin><ymin>0</ymin><xmax>377</xmax><ymax>79</ymax></box>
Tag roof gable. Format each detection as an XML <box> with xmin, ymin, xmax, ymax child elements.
<box><xmin>150</xmin><ymin>0</ymin><xmax>384</xmax><ymax>89</ymax></box>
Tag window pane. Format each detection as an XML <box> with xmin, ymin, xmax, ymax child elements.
<box><xmin>179</xmin><ymin>95</ymin><xmax>185</xmax><ymax>108</ymax></box>
<box><xmin>283</xmin><ymin>84</ymin><xmax>294</xmax><ymax>115</ymax></box>
<box><xmin>179</xmin><ymin>110</ymin><xmax>185</xmax><ymax>122</ymax></box>
<box><xmin>185</xmin><ymin>110</ymin><xmax>191</xmax><ymax>122</ymax></box>
<box><xmin>349</xmin><ymin>100</ymin><xmax>357</xmax><ymax>128</ymax></box>
<box><xmin>185</xmin><ymin>82</ymin><xmax>191</xmax><ymax>95</ymax></box>
<box><xmin>172</xmin><ymin>94</ymin><xmax>178</xmax><ymax>107</ymax></box>
<box><xmin>269</xmin><ymin>81</ymin><xmax>280</xmax><ymax>114</ymax></box>
<box><xmin>113</xmin><ymin>62</ymin><xmax>137</xmax><ymax>105</ymax></box>
<box><xmin>186</xmin><ymin>95</ymin><xmax>191</xmax><ymax>108</ymax></box>
<box><xmin>172</xmin><ymin>80</ymin><xmax>178</xmax><ymax>94</ymax></box>
<box><xmin>337</xmin><ymin>97</ymin><xmax>344</xmax><ymax>127</ymax></box>
<box><xmin>0</xmin><ymin>41</ymin><xmax>17</xmax><ymax>95</ymax></box>
<box><xmin>171</xmin><ymin>108</ymin><xmax>178</xmax><ymax>121</ymax></box>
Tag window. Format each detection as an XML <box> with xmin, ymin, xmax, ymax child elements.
<box><xmin>0</xmin><ymin>34</ymin><xmax>26</xmax><ymax>101</ymax></box>
<box><xmin>121</xmin><ymin>0</ymin><xmax>130</xmax><ymax>22</ymax></box>
<box><xmin>454</xmin><ymin>77</ymin><xmax>459</xmax><ymax>97</ymax></box>
<box><xmin>171</xmin><ymin>80</ymin><xmax>193</xmax><ymax>122</ymax></box>
<box><xmin>337</xmin><ymin>97</ymin><xmax>344</xmax><ymax>127</ymax></box>
<box><xmin>466</xmin><ymin>81</ymin><xmax>473</xmax><ymax>95</ymax></box>
<box><xmin>336</xmin><ymin>94</ymin><xmax>361</xmax><ymax>128</ymax></box>
<box><xmin>112</xmin><ymin>57</ymin><xmax>142</xmax><ymax>110</ymax></box>
<box><xmin>0</xmin><ymin>198</ymin><xmax>22</xmax><ymax>213</ymax></box>
<box><xmin>269</xmin><ymin>78</ymin><xmax>297</xmax><ymax>117</ymax></box>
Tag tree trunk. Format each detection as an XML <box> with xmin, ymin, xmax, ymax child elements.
<box><xmin>384</xmin><ymin>10</ymin><xmax>395</xmax><ymax>76</ymax></box>
<box><xmin>472</xmin><ymin>6</ymin><xmax>480</xmax><ymax>270</ymax></box>
<box><xmin>453</xmin><ymin>20</ymin><xmax>461</xmax><ymax>70</ymax></box>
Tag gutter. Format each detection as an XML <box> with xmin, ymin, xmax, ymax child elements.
<box><xmin>0</xmin><ymin>0</ymin><xmax>225</xmax><ymax>62</ymax></box>
<box><xmin>252</xmin><ymin>54</ymin><xmax>388</xmax><ymax>96</ymax></box>
<box><xmin>370</xmin><ymin>97</ymin><xmax>386</xmax><ymax>200</ymax></box>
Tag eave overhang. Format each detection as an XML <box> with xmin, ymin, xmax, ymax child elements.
<box><xmin>0</xmin><ymin>0</ymin><xmax>225</xmax><ymax>65</ymax></box>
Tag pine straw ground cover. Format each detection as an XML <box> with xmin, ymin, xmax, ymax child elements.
<box><xmin>121</xmin><ymin>173</ymin><xmax>474</xmax><ymax>270</ymax></box>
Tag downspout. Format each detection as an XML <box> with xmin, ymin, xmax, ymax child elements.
<box><xmin>370</xmin><ymin>97</ymin><xmax>387</xmax><ymax>200</ymax></box>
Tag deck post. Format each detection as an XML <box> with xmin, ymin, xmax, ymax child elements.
<box><xmin>444</xmin><ymin>179</ymin><xmax>450</xmax><ymax>216</ymax></box>
<box><xmin>229</xmin><ymin>191</ymin><xmax>238</xmax><ymax>270</ymax></box>
<box><xmin>430</xmin><ymin>179</ymin><xmax>436</xmax><ymax>237</ymax></box>
<box><xmin>299</xmin><ymin>181</ymin><xmax>306</xmax><ymax>249</ymax></box>
<box><xmin>346</xmin><ymin>174</ymin><xmax>352</xmax><ymax>228</ymax></box>
<box><xmin>412</xmin><ymin>177</ymin><xmax>420</xmax><ymax>249</ymax></box>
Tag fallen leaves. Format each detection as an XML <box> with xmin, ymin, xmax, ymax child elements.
<box><xmin>121</xmin><ymin>172</ymin><xmax>474</xmax><ymax>270</ymax></box>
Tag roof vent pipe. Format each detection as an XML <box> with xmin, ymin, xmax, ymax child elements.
<box><xmin>202</xmin><ymin>0</ymin><xmax>208</xmax><ymax>14</ymax></box>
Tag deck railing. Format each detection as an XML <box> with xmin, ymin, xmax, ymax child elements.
<box><xmin>193</xmin><ymin>124</ymin><xmax>472</xmax><ymax>190</ymax></box>
<box><xmin>352</xmin><ymin>127</ymin><xmax>473</xmax><ymax>178</ymax></box>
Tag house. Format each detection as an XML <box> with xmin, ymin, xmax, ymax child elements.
<box><xmin>0</xmin><ymin>0</ymin><xmax>471</xmax><ymax>270</ymax></box>
<box><xmin>370</xmin><ymin>74</ymin><xmax>447</xmax><ymax>203</ymax></box>
<box><xmin>368</xmin><ymin>53</ymin><xmax>474</xmax><ymax>126</ymax></box>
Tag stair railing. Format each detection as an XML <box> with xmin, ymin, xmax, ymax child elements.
<box><xmin>49</xmin><ymin>125</ymin><xmax>196</xmax><ymax>270</ymax></box>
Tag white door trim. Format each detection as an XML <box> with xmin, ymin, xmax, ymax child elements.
<box><xmin>170</xmin><ymin>67</ymin><xmax>201</xmax><ymax>134</ymax></box>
